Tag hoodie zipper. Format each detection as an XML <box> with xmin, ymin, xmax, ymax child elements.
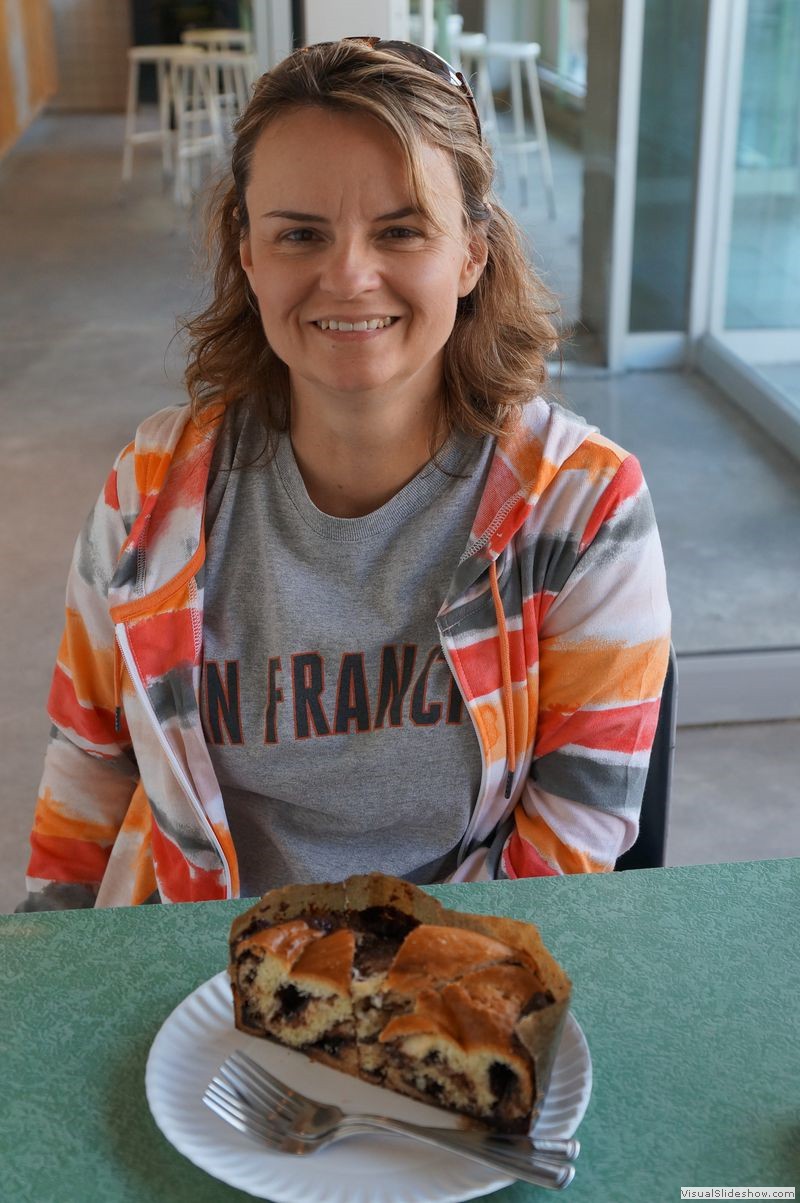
<box><xmin>114</xmin><ymin>640</ymin><xmax>124</xmax><ymax>732</ymax></box>
<box><xmin>436</xmin><ymin>629</ymin><xmax>488</xmax><ymax>855</ymax></box>
<box><xmin>488</xmin><ymin>559</ymin><xmax>517</xmax><ymax>798</ymax></box>
<box><xmin>114</xmin><ymin>623</ymin><xmax>233</xmax><ymax>899</ymax></box>
<box><xmin>438</xmin><ymin>556</ymin><xmax>518</xmax><ymax>863</ymax></box>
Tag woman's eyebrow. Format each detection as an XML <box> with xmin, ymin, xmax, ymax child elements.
<box><xmin>260</xmin><ymin>206</ymin><xmax>418</xmax><ymax>222</ymax></box>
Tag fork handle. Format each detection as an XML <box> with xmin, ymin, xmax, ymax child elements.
<box><xmin>335</xmin><ymin>1116</ymin><xmax>577</xmax><ymax>1163</ymax></box>
<box><xmin>417</xmin><ymin>1130</ymin><xmax>578</xmax><ymax>1161</ymax></box>
<box><xmin>333</xmin><ymin>1116</ymin><xmax>575</xmax><ymax>1189</ymax></box>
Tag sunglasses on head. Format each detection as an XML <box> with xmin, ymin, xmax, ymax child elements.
<box><xmin>299</xmin><ymin>36</ymin><xmax>482</xmax><ymax>141</ymax></box>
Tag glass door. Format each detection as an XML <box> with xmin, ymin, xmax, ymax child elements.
<box><xmin>695</xmin><ymin>0</ymin><xmax>800</xmax><ymax>457</ymax></box>
<box><xmin>721</xmin><ymin>2</ymin><xmax>800</xmax><ymax>353</ymax></box>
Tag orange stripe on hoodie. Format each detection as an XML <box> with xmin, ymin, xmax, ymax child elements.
<box><xmin>58</xmin><ymin>608</ymin><xmax>116</xmax><ymax>709</ymax></box>
<box><xmin>559</xmin><ymin>439</ymin><xmax>623</xmax><ymax>488</ymax></box>
<box><xmin>535</xmin><ymin>696</ymin><xmax>661</xmax><ymax>757</ymax></box>
<box><xmin>507</xmin><ymin>808</ymin><xmax>610</xmax><ymax>876</ymax></box>
<box><xmin>49</xmin><ymin>663</ymin><xmax>119</xmax><ymax>747</ymax></box>
<box><xmin>539</xmin><ymin>638</ymin><xmax>668</xmax><ymax>712</ymax></box>
<box><xmin>125</xmin><ymin>606</ymin><xmax>198</xmax><ymax>683</ymax></box>
<box><xmin>28</xmin><ymin>832</ymin><xmax>110</xmax><ymax>884</ymax></box>
<box><xmin>134</xmin><ymin>449</ymin><xmax>172</xmax><ymax>497</ymax></box>
<box><xmin>503</xmin><ymin>830</ymin><xmax>559</xmax><ymax>878</ymax></box>
<box><xmin>452</xmin><ymin>626</ymin><xmax>531</xmax><ymax>699</ymax></box>
<box><xmin>129</xmin><ymin>844</ymin><xmax>158</xmax><ymax>905</ymax></box>
<box><xmin>496</xmin><ymin>428</ymin><xmax>548</xmax><ymax>487</ymax></box>
<box><xmin>115</xmin><ymin>786</ymin><xmax>157</xmax><ymax>904</ymax></box>
<box><xmin>103</xmin><ymin>467</ymin><xmax>120</xmax><ymax>510</ymax></box>
<box><xmin>213</xmin><ymin>823</ymin><xmax>240</xmax><ymax>897</ymax></box>
<box><xmin>34</xmin><ymin>789</ymin><xmax>121</xmax><ymax>844</ymax></box>
<box><xmin>133</xmin><ymin>412</ymin><xmax>219</xmax><ymax>549</ymax></box>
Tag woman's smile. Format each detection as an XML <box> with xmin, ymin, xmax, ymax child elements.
<box><xmin>310</xmin><ymin>315</ymin><xmax>401</xmax><ymax>336</ymax></box>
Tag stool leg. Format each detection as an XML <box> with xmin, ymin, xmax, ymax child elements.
<box><xmin>525</xmin><ymin>55</ymin><xmax>557</xmax><ymax>220</ymax></box>
<box><xmin>204</xmin><ymin>65</ymin><xmax>226</xmax><ymax>164</ymax></box>
<box><xmin>173</xmin><ymin>63</ymin><xmax>190</xmax><ymax>206</ymax></box>
<box><xmin>190</xmin><ymin>66</ymin><xmax>203</xmax><ymax>195</ymax></box>
<box><xmin>192</xmin><ymin>61</ymin><xmax>201</xmax><ymax>125</ymax></box>
<box><xmin>223</xmin><ymin>62</ymin><xmax>235</xmax><ymax>130</ymax></box>
<box><xmin>156</xmin><ymin>59</ymin><xmax>173</xmax><ymax>176</ymax></box>
<box><xmin>509</xmin><ymin>58</ymin><xmax>528</xmax><ymax>208</ymax></box>
<box><xmin>122</xmin><ymin>58</ymin><xmax>139</xmax><ymax>182</ymax></box>
<box><xmin>233</xmin><ymin>63</ymin><xmax>248</xmax><ymax>120</ymax></box>
<box><xmin>476</xmin><ymin>56</ymin><xmax>501</xmax><ymax>175</ymax></box>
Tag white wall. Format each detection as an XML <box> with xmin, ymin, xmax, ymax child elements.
<box><xmin>303</xmin><ymin>0</ymin><xmax>410</xmax><ymax>44</ymax></box>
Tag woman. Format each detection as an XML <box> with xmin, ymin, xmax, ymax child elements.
<box><xmin>19</xmin><ymin>40</ymin><xmax>670</xmax><ymax>910</ymax></box>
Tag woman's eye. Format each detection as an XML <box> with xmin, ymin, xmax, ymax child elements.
<box><xmin>383</xmin><ymin>226</ymin><xmax>423</xmax><ymax>240</ymax></box>
<box><xmin>281</xmin><ymin>228</ymin><xmax>317</xmax><ymax>242</ymax></box>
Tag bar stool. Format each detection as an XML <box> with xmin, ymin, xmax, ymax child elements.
<box><xmin>480</xmin><ymin>41</ymin><xmax>556</xmax><ymax>218</ymax></box>
<box><xmin>182</xmin><ymin>48</ymin><xmax>256</xmax><ymax>135</ymax></box>
<box><xmin>180</xmin><ymin>29</ymin><xmax>254</xmax><ymax>132</ymax></box>
<box><xmin>180</xmin><ymin>28</ymin><xmax>252</xmax><ymax>52</ymax></box>
<box><xmin>172</xmin><ymin>50</ymin><xmax>225</xmax><ymax>206</ymax></box>
<box><xmin>121</xmin><ymin>44</ymin><xmax>197</xmax><ymax>182</ymax></box>
<box><xmin>171</xmin><ymin>50</ymin><xmax>257</xmax><ymax>206</ymax></box>
<box><xmin>453</xmin><ymin>32</ymin><xmax>498</xmax><ymax>144</ymax></box>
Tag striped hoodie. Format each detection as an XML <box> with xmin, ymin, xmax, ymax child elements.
<box><xmin>21</xmin><ymin>398</ymin><xmax>670</xmax><ymax>908</ymax></box>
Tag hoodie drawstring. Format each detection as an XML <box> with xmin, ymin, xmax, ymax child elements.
<box><xmin>114</xmin><ymin>640</ymin><xmax>124</xmax><ymax>733</ymax></box>
<box><xmin>488</xmin><ymin>559</ymin><xmax>516</xmax><ymax>798</ymax></box>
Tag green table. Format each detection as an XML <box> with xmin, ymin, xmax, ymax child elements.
<box><xmin>2</xmin><ymin>861</ymin><xmax>798</xmax><ymax>1203</ymax></box>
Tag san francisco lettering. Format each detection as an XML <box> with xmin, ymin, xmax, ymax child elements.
<box><xmin>203</xmin><ymin>643</ymin><xmax>465</xmax><ymax>746</ymax></box>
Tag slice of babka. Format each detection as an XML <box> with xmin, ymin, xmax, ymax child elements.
<box><xmin>228</xmin><ymin>874</ymin><xmax>571</xmax><ymax>1132</ymax></box>
<box><xmin>228</xmin><ymin>880</ymin><xmax>359</xmax><ymax>1074</ymax></box>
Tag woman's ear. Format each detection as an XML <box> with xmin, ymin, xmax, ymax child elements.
<box><xmin>239</xmin><ymin>234</ymin><xmax>256</xmax><ymax>291</ymax></box>
<box><xmin>458</xmin><ymin>228</ymin><xmax>489</xmax><ymax>298</ymax></box>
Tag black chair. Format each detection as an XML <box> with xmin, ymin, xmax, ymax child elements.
<box><xmin>614</xmin><ymin>644</ymin><xmax>678</xmax><ymax>871</ymax></box>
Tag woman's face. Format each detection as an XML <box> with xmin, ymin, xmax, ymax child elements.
<box><xmin>240</xmin><ymin>107</ymin><xmax>486</xmax><ymax>414</ymax></box>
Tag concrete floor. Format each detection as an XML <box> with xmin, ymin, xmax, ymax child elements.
<box><xmin>564</xmin><ymin>370</ymin><xmax>800</xmax><ymax>653</ymax></box>
<box><xmin>1</xmin><ymin>112</ymin><xmax>798</xmax><ymax>913</ymax></box>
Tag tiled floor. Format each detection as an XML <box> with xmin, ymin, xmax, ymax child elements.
<box><xmin>1</xmin><ymin>112</ymin><xmax>798</xmax><ymax>914</ymax></box>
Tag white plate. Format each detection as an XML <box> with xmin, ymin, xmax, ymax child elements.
<box><xmin>146</xmin><ymin>971</ymin><xmax>592</xmax><ymax>1203</ymax></box>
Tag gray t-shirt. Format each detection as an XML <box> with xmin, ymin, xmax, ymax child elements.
<box><xmin>201</xmin><ymin>403</ymin><xmax>493</xmax><ymax>894</ymax></box>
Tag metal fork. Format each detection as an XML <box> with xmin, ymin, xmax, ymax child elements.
<box><xmin>202</xmin><ymin>1050</ymin><xmax>577</xmax><ymax>1189</ymax></box>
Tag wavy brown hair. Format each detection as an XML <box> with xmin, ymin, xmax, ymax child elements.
<box><xmin>184</xmin><ymin>39</ymin><xmax>561</xmax><ymax>440</ymax></box>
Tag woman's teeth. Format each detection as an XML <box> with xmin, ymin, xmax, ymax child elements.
<box><xmin>315</xmin><ymin>317</ymin><xmax>396</xmax><ymax>331</ymax></box>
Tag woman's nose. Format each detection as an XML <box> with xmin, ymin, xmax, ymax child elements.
<box><xmin>318</xmin><ymin>237</ymin><xmax>381</xmax><ymax>298</ymax></box>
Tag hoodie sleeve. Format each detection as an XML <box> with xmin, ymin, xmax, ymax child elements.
<box><xmin>502</xmin><ymin>451</ymin><xmax>671</xmax><ymax>877</ymax></box>
<box><xmin>16</xmin><ymin>445</ymin><xmax>141</xmax><ymax>912</ymax></box>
